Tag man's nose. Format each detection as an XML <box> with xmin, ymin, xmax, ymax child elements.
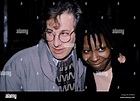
<box><xmin>53</xmin><ymin>35</ymin><xmax>62</xmax><ymax>47</ymax></box>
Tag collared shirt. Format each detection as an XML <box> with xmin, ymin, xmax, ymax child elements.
<box><xmin>45</xmin><ymin>44</ymin><xmax>74</xmax><ymax>67</ymax></box>
<box><xmin>53</xmin><ymin>54</ymin><xmax>74</xmax><ymax>67</ymax></box>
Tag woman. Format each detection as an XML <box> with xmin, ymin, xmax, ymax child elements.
<box><xmin>77</xmin><ymin>18</ymin><xmax>136</xmax><ymax>93</ymax></box>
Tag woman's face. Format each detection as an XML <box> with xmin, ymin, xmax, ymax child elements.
<box><xmin>82</xmin><ymin>34</ymin><xmax>111</xmax><ymax>71</ymax></box>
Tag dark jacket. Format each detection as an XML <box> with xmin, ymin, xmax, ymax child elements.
<box><xmin>84</xmin><ymin>59</ymin><xmax>136</xmax><ymax>99</ymax></box>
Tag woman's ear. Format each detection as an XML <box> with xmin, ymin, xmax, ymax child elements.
<box><xmin>118</xmin><ymin>53</ymin><xmax>126</xmax><ymax>63</ymax></box>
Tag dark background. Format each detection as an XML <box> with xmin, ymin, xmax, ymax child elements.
<box><xmin>0</xmin><ymin>0</ymin><xmax>139</xmax><ymax>72</ymax></box>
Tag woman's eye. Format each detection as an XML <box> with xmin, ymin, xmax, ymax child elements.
<box><xmin>83</xmin><ymin>50</ymin><xmax>90</xmax><ymax>54</ymax></box>
<box><xmin>98</xmin><ymin>47</ymin><xmax>106</xmax><ymax>52</ymax></box>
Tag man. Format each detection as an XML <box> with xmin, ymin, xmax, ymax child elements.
<box><xmin>0</xmin><ymin>0</ymin><xmax>86</xmax><ymax>92</ymax></box>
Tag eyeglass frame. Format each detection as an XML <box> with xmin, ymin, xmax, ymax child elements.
<box><xmin>44</xmin><ymin>28</ymin><xmax>75</xmax><ymax>43</ymax></box>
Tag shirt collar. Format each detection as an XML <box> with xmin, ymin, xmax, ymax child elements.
<box><xmin>53</xmin><ymin>52</ymin><xmax>74</xmax><ymax>66</ymax></box>
<box><xmin>93</xmin><ymin>67</ymin><xmax>112</xmax><ymax>77</ymax></box>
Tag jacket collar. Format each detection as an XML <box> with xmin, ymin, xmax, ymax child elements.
<box><xmin>38</xmin><ymin>39</ymin><xmax>85</xmax><ymax>82</ymax></box>
<box><xmin>38</xmin><ymin>39</ymin><xmax>55</xmax><ymax>82</ymax></box>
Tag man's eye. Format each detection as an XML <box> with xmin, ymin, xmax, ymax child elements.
<box><xmin>61</xmin><ymin>32</ymin><xmax>70</xmax><ymax>36</ymax></box>
<box><xmin>46</xmin><ymin>31</ymin><xmax>53</xmax><ymax>34</ymax></box>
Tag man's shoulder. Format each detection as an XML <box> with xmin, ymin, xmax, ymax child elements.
<box><xmin>5</xmin><ymin>45</ymin><xmax>39</xmax><ymax>65</ymax></box>
<box><xmin>14</xmin><ymin>45</ymin><xmax>38</xmax><ymax>58</ymax></box>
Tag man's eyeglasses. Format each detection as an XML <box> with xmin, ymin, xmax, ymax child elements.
<box><xmin>44</xmin><ymin>29</ymin><xmax>75</xmax><ymax>43</ymax></box>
